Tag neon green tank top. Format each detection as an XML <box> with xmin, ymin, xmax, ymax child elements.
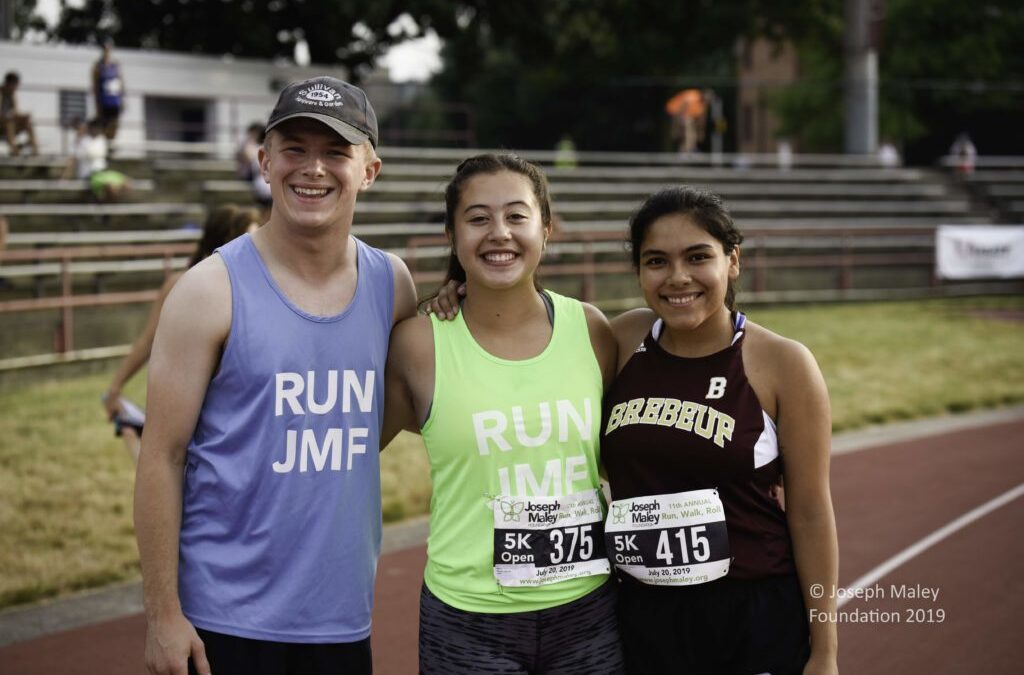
<box><xmin>421</xmin><ymin>291</ymin><xmax>607</xmax><ymax>613</ymax></box>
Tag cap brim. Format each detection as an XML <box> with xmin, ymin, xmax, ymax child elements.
<box><xmin>265</xmin><ymin>112</ymin><xmax>370</xmax><ymax>146</ymax></box>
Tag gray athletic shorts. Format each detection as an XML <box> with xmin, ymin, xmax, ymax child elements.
<box><xmin>419</xmin><ymin>581</ymin><xmax>625</xmax><ymax>675</ymax></box>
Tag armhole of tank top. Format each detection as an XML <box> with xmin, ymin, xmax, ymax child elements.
<box><xmin>563</xmin><ymin>294</ymin><xmax>605</xmax><ymax>384</ymax></box>
<box><xmin>209</xmin><ymin>249</ymin><xmax>240</xmax><ymax>382</ymax></box>
<box><xmin>355</xmin><ymin>241</ymin><xmax>396</xmax><ymax>333</ymax></box>
<box><xmin>753</xmin><ymin>410</ymin><xmax>779</xmax><ymax>470</ymax></box>
<box><xmin>419</xmin><ymin>315</ymin><xmax>442</xmax><ymax>434</ymax></box>
<box><xmin>379</xmin><ymin>244</ymin><xmax>397</xmax><ymax>330</ymax></box>
<box><xmin>737</xmin><ymin>332</ymin><xmax>779</xmax><ymax>456</ymax></box>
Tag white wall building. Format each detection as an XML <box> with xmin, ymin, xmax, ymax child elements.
<box><xmin>1</xmin><ymin>39</ymin><xmax>351</xmax><ymax>157</ymax></box>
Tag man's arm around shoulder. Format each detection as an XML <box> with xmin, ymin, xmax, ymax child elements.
<box><xmin>134</xmin><ymin>257</ymin><xmax>230</xmax><ymax>675</ymax></box>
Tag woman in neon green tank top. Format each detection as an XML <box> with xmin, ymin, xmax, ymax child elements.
<box><xmin>383</xmin><ymin>154</ymin><xmax>625</xmax><ymax>674</ymax></box>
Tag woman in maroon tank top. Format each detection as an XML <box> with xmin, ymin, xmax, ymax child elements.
<box><xmin>604</xmin><ymin>187</ymin><xmax>838</xmax><ymax>675</ymax></box>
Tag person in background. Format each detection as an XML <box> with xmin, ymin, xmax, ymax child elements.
<box><xmin>102</xmin><ymin>205</ymin><xmax>258</xmax><ymax>462</ymax></box>
<box><xmin>236</xmin><ymin>122</ymin><xmax>272</xmax><ymax>220</ymax></box>
<box><xmin>554</xmin><ymin>133</ymin><xmax>578</xmax><ymax>169</ymax></box>
<box><xmin>62</xmin><ymin>118</ymin><xmax>129</xmax><ymax>201</ymax></box>
<box><xmin>0</xmin><ymin>215</ymin><xmax>8</xmax><ymax>290</ymax></box>
<box><xmin>877</xmin><ymin>139</ymin><xmax>901</xmax><ymax>168</ymax></box>
<box><xmin>949</xmin><ymin>133</ymin><xmax>977</xmax><ymax>175</ymax></box>
<box><xmin>666</xmin><ymin>88</ymin><xmax>706</xmax><ymax>154</ymax></box>
<box><xmin>776</xmin><ymin>139</ymin><xmax>794</xmax><ymax>171</ymax></box>
<box><xmin>93</xmin><ymin>40</ymin><xmax>125</xmax><ymax>143</ymax></box>
<box><xmin>1</xmin><ymin>71</ymin><xmax>39</xmax><ymax>156</ymax></box>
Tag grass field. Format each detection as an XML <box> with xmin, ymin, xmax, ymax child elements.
<box><xmin>1</xmin><ymin>296</ymin><xmax>1022</xmax><ymax>609</ymax></box>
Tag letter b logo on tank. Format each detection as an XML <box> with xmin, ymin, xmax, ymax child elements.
<box><xmin>705</xmin><ymin>377</ymin><xmax>727</xmax><ymax>400</ymax></box>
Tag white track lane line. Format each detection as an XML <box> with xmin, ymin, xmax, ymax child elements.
<box><xmin>837</xmin><ymin>482</ymin><xmax>1024</xmax><ymax>608</ymax></box>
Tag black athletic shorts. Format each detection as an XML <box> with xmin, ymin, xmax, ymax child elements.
<box><xmin>419</xmin><ymin>581</ymin><xmax>625</xmax><ymax>675</ymax></box>
<box><xmin>617</xmin><ymin>573</ymin><xmax>810</xmax><ymax>675</ymax></box>
<box><xmin>98</xmin><ymin>104</ymin><xmax>121</xmax><ymax>122</ymax></box>
<box><xmin>188</xmin><ymin>627</ymin><xmax>372</xmax><ymax>675</ymax></box>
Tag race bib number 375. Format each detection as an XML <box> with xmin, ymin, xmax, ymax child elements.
<box><xmin>493</xmin><ymin>489</ymin><xmax>610</xmax><ymax>587</ymax></box>
<box><xmin>604</xmin><ymin>489</ymin><xmax>730</xmax><ymax>586</ymax></box>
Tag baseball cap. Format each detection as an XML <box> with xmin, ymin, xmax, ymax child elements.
<box><xmin>265</xmin><ymin>76</ymin><xmax>378</xmax><ymax>147</ymax></box>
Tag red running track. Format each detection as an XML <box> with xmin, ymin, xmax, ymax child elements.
<box><xmin>0</xmin><ymin>417</ymin><xmax>1021</xmax><ymax>674</ymax></box>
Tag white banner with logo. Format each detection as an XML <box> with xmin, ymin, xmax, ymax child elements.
<box><xmin>936</xmin><ymin>225</ymin><xmax>1024</xmax><ymax>279</ymax></box>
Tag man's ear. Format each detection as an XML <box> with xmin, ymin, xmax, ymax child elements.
<box><xmin>361</xmin><ymin>145</ymin><xmax>382</xmax><ymax>191</ymax></box>
<box><xmin>258</xmin><ymin>145</ymin><xmax>270</xmax><ymax>183</ymax></box>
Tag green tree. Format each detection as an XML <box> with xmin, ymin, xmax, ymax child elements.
<box><xmin>8</xmin><ymin>0</ymin><xmax>46</xmax><ymax>38</ymax></box>
<box><xmin>48</xmin><ymin>0</ymin><xmax>444</xmax><ymax>83</ymax></box>
<box><xmin>424</xmin><ymin>0</ymin><xmax>832</xmax><ymax>150</ymax></box>
<box><xmin>771</xmin><ymin>0</ymin><xmax>1024</xmax><ymax>156</ymax></box>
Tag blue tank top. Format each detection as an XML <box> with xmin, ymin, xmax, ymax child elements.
<box><xmin>96</xmin><ymin>62</ymin><xmax>122</xmax><ymax>108</ymax></box>
<box><xmin>178</xmin><ymin>233</ymin><xmax>395</xmax><ymax>643</ymax></box>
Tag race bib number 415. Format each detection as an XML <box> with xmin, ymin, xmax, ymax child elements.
<box><xmin>604</xmin><ymin>489</ymin><xmax>730</xmax><ymax>586</ymax></box>
<box><xmin>492</xmin><ymin>489</ymin><xmax>610</xmax><ymax>587</ymax></box>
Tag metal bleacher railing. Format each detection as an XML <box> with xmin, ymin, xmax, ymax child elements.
<box><xmin>0</xmin><ymin>223</ymin><xmax>958</xmax><ymax>367</ymax></box>
<box><xmin>3</xmin><ymin>148</ymin><xmax>1023</xmax><ymax>370</ymax></box>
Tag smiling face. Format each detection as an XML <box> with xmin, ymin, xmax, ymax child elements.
<box><xmin>452</xmin><ymin>170</ymin><xmax>550</xmax><ymax>291</ymax></box>
<box><xmin>638</xmin><ymin>213</ymin><xmax>739</xmax><ymax>334</ymax></box>
<box><xmin>258</xmin><ymin>118</ymin><xmax>380</xmax><ymax>232</ymax></box>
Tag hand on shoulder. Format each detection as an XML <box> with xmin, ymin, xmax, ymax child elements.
<box><xmin>424</xmin><ymin>279</ymin><xmax>466</xmax><ymax>320</ymax></box>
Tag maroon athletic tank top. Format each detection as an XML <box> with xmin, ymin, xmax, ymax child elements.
<box><xmin>602</xmin><ymin>313</ymin><xmax>794</xmax><ymax>578</ymax></box>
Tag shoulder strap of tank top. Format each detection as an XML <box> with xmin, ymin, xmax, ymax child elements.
<box><xmin>650</xmin><ymin>311</ymin><xmax>746</xmax><ymax>344</ymax></box>
<box><xmin>457</xmin><ymin>289</ymin><xmax>555</xmax><ymax>326</ymax></box>
<box><xmin>732</xmin><ymin>311</ymin><xmax>746</xmax><ymax>345</ymax></box>
<box><xmin>540</xmin><ymin>290</ymin><xmax>555</xmax><ymax>326</ymax></box>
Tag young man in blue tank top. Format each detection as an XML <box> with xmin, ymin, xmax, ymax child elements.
<box><xmin>92</xmin><ymin>40</ymin><xmax>124</xmax><ymax>142</ymax></box>
<box><xmin>134</xmin><ymin>77</ymin><xmax>417</xmax><ymax>675</ymax></box>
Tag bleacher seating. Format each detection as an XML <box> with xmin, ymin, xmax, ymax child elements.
<box><xmin>0</xmin><ymin>179</ymin><xmax>154</xmax><ymax>204</ymax></box>
<box><xmin>941</xmin><ymin>155</ymin><xmax>1024</xmax><ymax>223</ymax></box>
<box><xmin>3</xmin><ymin>148</ymin><xmax>1000</xmax><ymax>245</ymax></box>
<box><xmin>4</xmin><ymin>147</ymin><xmax>1019</xmax><ymax>368</ymax></box>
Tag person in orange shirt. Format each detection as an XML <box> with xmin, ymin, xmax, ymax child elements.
<box><xmin>666</xmin><ymin>89</ymin><xmax>706</xmax><ymax>154</ymax></box>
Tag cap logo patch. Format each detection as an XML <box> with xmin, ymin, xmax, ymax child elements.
<box><xmin>296</xmin><ymin>82</ymin><xmax>344</xmax><ymax>108</ymax></box>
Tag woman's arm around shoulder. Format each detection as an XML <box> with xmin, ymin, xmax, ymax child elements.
<box><xmin>382</xmin><ymin>313</ymin><xmax>435</xmax><ymax>449</ymax></box>
<box><xmin>747</xmin><ymin>323</ymin><xmax>839</xmax><ymax>674</ymax></box>
<box><xmin>609</xmin><ymin>307</ymin><xmax>658</xmax><ymax>373</ymax></box>
<box><xmin>581</xmin><ymin>303</ymin><xmax>617</xmax><ymax>390</ymax></box>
